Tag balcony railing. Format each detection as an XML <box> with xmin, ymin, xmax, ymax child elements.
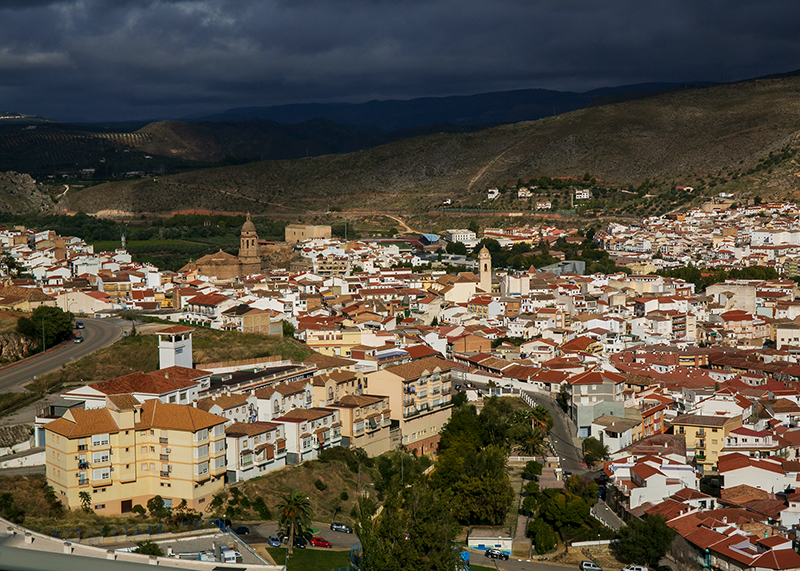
<box><xmin>78</xmin><ymin>461</ymin><xmax>89</xmax><ymax>470</ymax></box>
<box><xmin>159</xmin><ymin>437</ymin><xmax>169</xmax><ymax>444</ymax></box>
<box><xmin>160</xmin><ymin>471</ymin><xmax>170</xmax><ymax>478</ymax></box>
<box><xmin>160</xmin><ymin>454</ymin><xmax>169</xmax><ymax>461</ymax></box>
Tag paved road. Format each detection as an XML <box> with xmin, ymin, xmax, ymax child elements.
<box><xmin>468</xmin><ymin>380</ymin><xmax>584</xmax><ymax>474</ymax></box>
<box><xmin>470</xmin><ymin>550</ymin><xmax>585</xmax><ymax>571</ymax></box>
<box><xmin>0</xmin><ymin>317</ymin><xmax>125</xmax><ymax>392</ymax></box>
<box><xmin>522</xmin><ymin>391</ymin><xmax>584</xmax><ymax>474</ymax></box>
<box><xmin>592</xmin><ymin>499</ymin><xmax>625</xmax><ymax>531</ymax></box>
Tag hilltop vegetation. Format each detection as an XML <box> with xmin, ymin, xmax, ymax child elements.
<box><xmin>66</xmin><ymin>76</ymin><xmax>800</xmax><ymax>218</ymax></box>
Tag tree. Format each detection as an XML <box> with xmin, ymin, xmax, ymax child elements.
<box><xmin>557</xmin><ymin>384</ymin><xmax>570</xmax><ymax>412</ymax></box>
<box><xmin>133</xmin><ymin>540</ymin><xmax>164</xmax><ymax>556</ymax></box>
<box><xmin>527</xmin><ymin>519</ymin><xmax>557</xmax><ymax>554</ymax></box>
<box><xmin>519</xmin><ymin>426</ymin><xmax>546</xmax><ymax>456</ymax></box>
<box><xmin>356</xmin><ymin>484</ymin><xmax>461</xmax><ymax>571</ymax></box>
<box><xmin>132</xmin><ymin>504</ymin><xmax>146</xmax><ymax>518</ymax></box>
<box><xmin>615</xmin><ymin>514</ymin><xmax>676</xmax><ymax>567</ymax></box>
<box><xmin>282</xmin><ymin>320</ymin><xmax>295</xmax><ymax>338</ymax></box>
<box><xmin>17</xmin><ymin>306</ymin><xmax>74</xmax><ymax>350</ymax></box>
<box><xmin>530</xmin><ymin>405</ymin><xmax>554</xmax><ymax>432</ymax></box>
<box><xmin>583</xmin><ymin>437</ymin><xmax>609</xmax><ymax>468</ymax></box>
<box><xmin>276</xmin><ymin>491</ymin><xmax>313</xmax><ymax>554</ymax></box>
<box><xmin>467</xmin><ymin>220</ymin><xmax>480</xmax><ymax>235</ymax></box>
<box><xmin>79</xmin><ymin>490</ymin><xmax>92</xmax><ymax>513</ymax></box>
<box><xmin>445</xmin><ymin>242</ymin><xmax>467</xmax><ymax>256</ymax></box>
<box><xmin>146</xmin><ymin>495</ymin><xmax>170</xmax><ymax>521</ymax></box>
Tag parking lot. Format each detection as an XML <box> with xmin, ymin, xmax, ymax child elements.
<box><xmin>247</xmin><ymin>522</ymin><xmax>358</xmax><ymax>551</ymax></box>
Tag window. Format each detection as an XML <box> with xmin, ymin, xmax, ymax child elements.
<box><xmin>150</xmin><ymin>446</ymin><xmax>155</xmax><ymax>452</ymax></box>
<box><xmin>141</xmin><ymin>446</ymin><xmax>146</xmax><ymax>454</ymax></box>
<box><xmin>91</xmin><ymin>434</ymin><xmax>109</xmax><ymax>446</ymax></box>
<box><xmin>213</xmin><ymin>424</ymin><xmax>225</xmax><ymax>437</ymax></box>
<box><xmin>214</xmin><ymin>456</ymin><xmax>226</xmax><ymax>469</ymax></box>
<box><xmin>149</xmin><ymin>463</ymin><xmax>155</xmax><ymax>470</ymax></box>
<box><xmin>196</xmin><ymin>461</ymin><xmax>209</xmax><ymax>475</ymax></box>
<box><xmin>241</xmin><ymin>452</ymin><xmax>253</xmax><ymax>466</ymax></box>
<box><xmin>150</xmin><ymin>430</ymin><xmax>154</xmax><ymax>436</ymax></box>
<box><xmin>141</xmin><ymin>463</ymin><xmax>148</xmax><ymax>470</ymax></box>
<box><xmin>140</xmin><ymin>431</ymin><xmax>147</xmax><ymax>437</ymax></box>
<box><xmin>213</xmin><ymin>440</ymin><xmax>225</xmax><ymax>453</ymax></box>
<box><xmin>196</xmin><ymin>445</ymin><xmax>209</xmax><ymax>458</ymax></box>
<box><xmin>92</xmin><ymin>468</ymin><xmax>110</xmax><ymax>480</ymax></box>
<box><xmin>195</xmin><ymin>429</ymin><xmax>209</xmax><ymax>441</ymax></box>
<box><xmin>92</xmin><ymin>451</ymin><xmax>109</xmax><ymax>463</ymax></box>
<box><xmin>94</xmin><ymin>504</ymin><xmax>106</xmax><ymax>510</ymax></box>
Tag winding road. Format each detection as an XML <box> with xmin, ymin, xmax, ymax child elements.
<box><xmin>0</xmin><ymin>317</ymin><xmax>127</xmax><ymax>392</ymax></box>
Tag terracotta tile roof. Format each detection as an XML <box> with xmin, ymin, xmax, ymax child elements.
<box><xmin>89</xmin><ymin>367</ymin><xmax>210</xmax><ymax>396</ymax></box>
<box><xmin>136</xmin><ymin>399</ymin><xmax>226</xmax><ymax>431</ymax></box>
<box><xmin>196</xmin><ymin>393</ymin><xmax>250</xmax><ymax>411</ymax></box>
<box><xmin>157</xmin><ymin>325</ymin><xmax>195</xmax><ymax>335</ymax></box>
<box><xmin>275</xmin><ymin>408</ymin><xmax>334</xmax><ymax>422</ymax></box>
<box><xmin>44</xmin><ymin>408</ymin><xmax>119</xmax><ymax>439</ymax></box>
<box><xmin>335</xmin><ymin>394</ymin><xmax>386</xmax><ymax>408</ymax></box>
<box><xmin>302</xmin><ymin>352</ymin><xmax>355</xmax><ymax>370</ymax></box>
<box><xmin>225</xmin><ymin>421</ymin><xmax>280</xmax><ymax>437</ymax></box>
<box><xmin>384</xmin><ymin>356</ymin><xmax>456</xmax><ymax>380</ymax></box>
<box><xmin>106</xmin><ymin>393</ymin><xmax>140</xmax><ymax>410</ymax></box>
<box><xmin>671</xmin><ymin>413</ymin><xmax>734</xmax><ymax>427</ymax></box>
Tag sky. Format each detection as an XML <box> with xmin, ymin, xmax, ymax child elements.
<box><xmin>1</xmin><ymin>0</ymin><xmax>799</xmax><ymax>122</ymax></box>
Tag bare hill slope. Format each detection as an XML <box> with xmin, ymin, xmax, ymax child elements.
<box><xmin>68</xmin><ymin>76</ymin><xmax>800</xmax><ymax>215</ymax></box>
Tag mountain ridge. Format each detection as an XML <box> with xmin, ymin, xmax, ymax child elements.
<box><xmin>66</xmin><ymin>75</ymin><xmax>800</xmax><ymax>218</ymax></box>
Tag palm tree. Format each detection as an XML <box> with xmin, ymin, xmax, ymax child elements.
<box><xmin>79</xmin><ymin>490</ymin><xmax>92</xmax><ymax>513</ymax></box>
<box><xmin>530</xmin><ymin>405</ymin><xmax>553</xmax><ymax>432</ymax></box>
<box><xmin>276</xmin><ymin>492</ymin><xmax>313</xmax><ymax>554</ymax></box>
<box><xmin>520</xmin><ymin>426</ymin><xmax>546</xmax><ymax>456</ymax></box>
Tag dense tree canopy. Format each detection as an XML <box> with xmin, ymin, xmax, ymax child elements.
<box><xmin>615</xmin><ymin>514</ymin><xmax>676</xmax><ymax>567</ymax></box>
<box><xmin>355</xmin><ymin>486</ymin><xmax>462</xmax><ymax>571</ymax></box>
<box><xmin>17</xmin><ymin>306</ymin><xmax>74</xmax><ymax>350</ymax></box>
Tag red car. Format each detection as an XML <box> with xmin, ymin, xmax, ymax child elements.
<box><xmin>309</xmin><ymin>537</ymin><xmax>332</xmax><ymax>548</ymax></box>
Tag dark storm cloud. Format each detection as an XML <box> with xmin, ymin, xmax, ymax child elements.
<box><xmin>0</xmin><ymin>0</ymin><xmax>798</xmax><ymax>121</ymax></box>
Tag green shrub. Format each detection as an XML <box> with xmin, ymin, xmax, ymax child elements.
<box><xmin>314</xmin><ymin>479</ymin><xmax>328</xmax><ymax>491</ymax></box>
<box><xmin>527</xmin><ymin>519</ymin><xmax>557</xmax><ymax>554</ymax></box>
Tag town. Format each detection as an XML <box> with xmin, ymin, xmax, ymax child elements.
<box><xmin>2</xmin><ymin>198</ymin><xmax>800</xmax><ymax>571</ymax></box>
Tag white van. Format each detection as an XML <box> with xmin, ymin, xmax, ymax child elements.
<box><xmin>219</xmin><ymin>547</ymin><xmax>242</xmax><ymax>563</ymax></box>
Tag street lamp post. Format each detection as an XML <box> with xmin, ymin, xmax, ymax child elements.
<box><xmin>41</xmin><ymin>316</ymin><xmax>46</xmax><ymax>353</ymax></box>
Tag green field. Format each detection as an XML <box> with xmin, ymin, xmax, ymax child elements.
<box><xmin>267</xmin><ymin>547</ymin><xmax>352</xmax><ymax>571</ymax></box>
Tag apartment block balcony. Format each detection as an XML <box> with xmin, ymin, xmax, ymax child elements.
<box><xmin>159</xmin><ymin>437</ymin><xmax>169</xmax><ymax>444</ymax></box>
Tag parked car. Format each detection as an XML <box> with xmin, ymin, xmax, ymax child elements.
<box><xmin>309</xmin><ymin>537</ymin><xmax>332</xmax><ymax>548</ymax></box>
<box><xmin>233</xmin><ymin>526</ymin><xmax>250</xmax><ymax>535</ymax></box>
<box><xmin>73</xmin><ymin>335</ymin><xmax>84</xmax><ymax>344</ymax></box>
<box><xmin>267</xmin><ymin>536</ymin><xmax>281</xmax><ymax>547</ymax></box>
<box><xmin>502</xmin><ymin>383</ymin><xmax>514</xmax><ymax>390</ymax></box>
<box><xmin>75</xmin><ymin>321</ymin><xmax>85</xmax><ymax>329</ymax></box>
<box><xmin>622</xmin><ymin>566</ymin><xmax>648</xmax><ymax>571</ymax></box>
<box><xmin>330</xmin><ymin>522</ymin><xmax>354</xmax><ymax>533</ymax></box>
<box><xmin>579</xmin><ymin>562</ymin><xmax>603</xmax><ymax>571</ymax></box>
<box><xmin>484</xmin><ymin>549</ymin><xmax>509</xmax><ymax>561</ymax></box>
<box><xmin>293</xmin><ymin>536</ymin><xmax>307</xmax><ymax>549</ymax></box>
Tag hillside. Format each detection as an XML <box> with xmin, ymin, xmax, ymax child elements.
<box><xmin>0</xmin><ymin>172</ymin><xmax>55</xmax><ymax>214</ymax></box>
<box><xmin>67</xmin><ymin>76</ymin><xmax>800</xmax><ymax>217</ymax></box>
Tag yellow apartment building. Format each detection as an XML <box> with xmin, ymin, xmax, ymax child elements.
<box><xmin>669</xmin><ymin>413</ymin><xmax>742</xmax><ymax>475</ymax></box>
<box><xmin>45</xmin><ymin>395</ymin><xmax>227</xmax><ymax>515</ymax></box>
<box><xmin>331</xmin><ymin>394</ymin><xmax>393</xmax><ymax>457</ymax></box>
<box><xmin>365</xmin><ymin>356</ymin><xmax>454</xmax><ymax>456</ymax></box>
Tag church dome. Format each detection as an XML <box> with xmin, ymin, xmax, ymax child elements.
<box><xmin>242</xmin><ymin>213</ymin><xmax>256</xmax><ymax>234</ymax></box>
